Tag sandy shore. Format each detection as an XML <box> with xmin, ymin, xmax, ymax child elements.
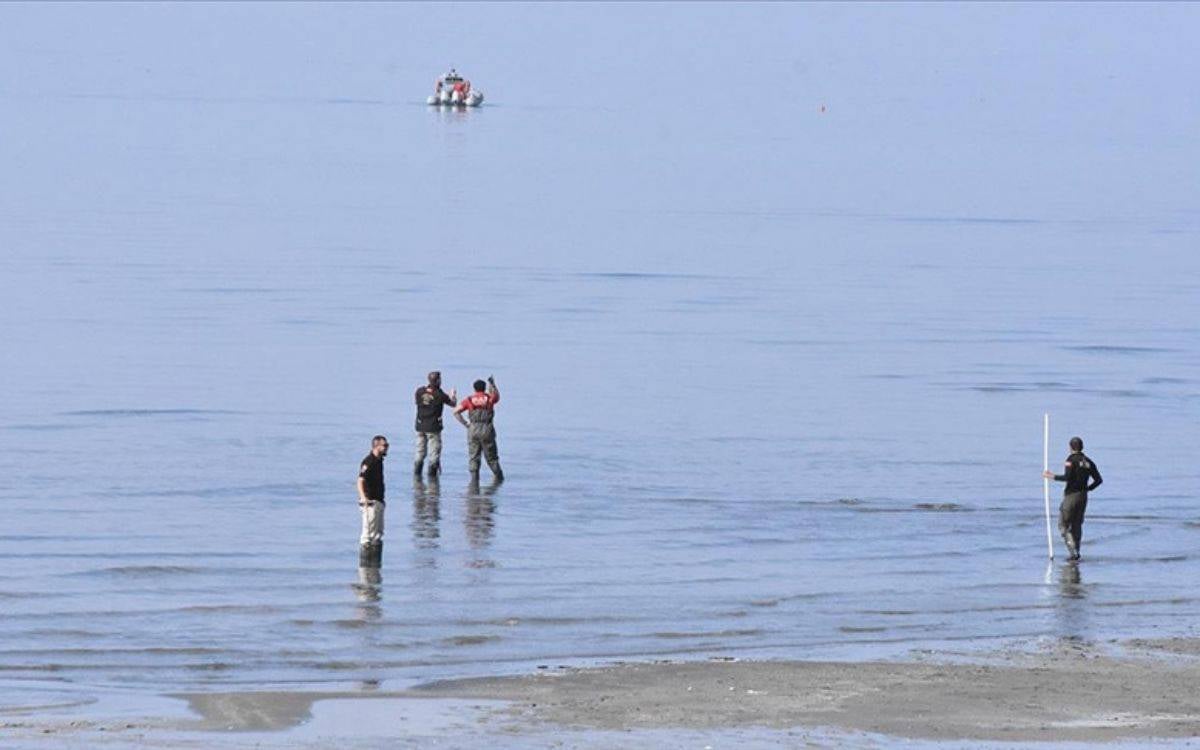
<box><xmin>6</xmin><ymin>638</ymin><xmax>1200</xmax><ymax>746</ymax></box>
<box><xmin>409</xmin><ymin>640</ymin><xmax>1200</xmax><ymax>742</ymax></box>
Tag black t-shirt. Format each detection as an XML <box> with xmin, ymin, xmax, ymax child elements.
<box><xmin>359</xmin><ymin>452</ymin><xmax>385</xmax><ymax>501</ymax></box>
<box><xmin>1056</xmin><ymin>452</ymin><xmax>1102</xmax><ymax>495</ymax></box>
<box><xmin>415</xmin><ymin>386</ymin><xmax>456</xmax><ymax>433</ymax></box>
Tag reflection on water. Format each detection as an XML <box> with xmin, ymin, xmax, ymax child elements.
<box><xmin>465</xmin><ymin>478</ymin><xmax>501</xmax><ymax>570</ymax></box>
<box><xmin>1059</xmin><ymin>562</ymin><xmax>1083</xmax><ymax>597</ymax></box>
<box><xmin>465</xmin><ymin>478</ymin><xmax>500</xmax><ymax>549</ymax></box>
<box><xmin>412</xmin><ymin>477</ymin><xmax>442</xmax><ymax>549</ymax></box>
<box><xmin>1054</xmin><ymin>561</ymin><xmax>1088</xmax><ymax>640</ymax></box>
<box><xmin>353</xmin><ymin>567</ymin><xmax>383</xmax><ymax>623</ymax></box>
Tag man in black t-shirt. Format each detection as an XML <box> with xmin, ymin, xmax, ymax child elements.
<box><xmin>414</xmin><ymin>371</ymin><xmax>457</xmax><ymax>478</ymax></box>
<box><xmin>1043</xmin><ymin>436</ymin><xmax>1103</xmax><ymax>561</ymax></box>
<box><xmin>357</xmin><ymin>435</ymin><xmax>388</xmax><ymax>567</ymax></box>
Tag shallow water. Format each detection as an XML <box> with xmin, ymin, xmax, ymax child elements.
<box><xmin>1</xmin><ymin>1</ymin><xmax>1199</xmax><ymax>726</ymax></box>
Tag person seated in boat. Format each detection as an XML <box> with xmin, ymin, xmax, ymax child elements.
<box><xmin>452</xmin><ymin>80</ymin><xmax>466</xmax><ymax>98</ymax></box>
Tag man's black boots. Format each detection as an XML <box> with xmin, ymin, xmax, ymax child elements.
<box><xmin>1062</xmin><ymin>534</ymin><xmax>1078</xmax><ymax>561</ymax></box>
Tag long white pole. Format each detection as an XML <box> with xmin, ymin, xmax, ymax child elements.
<box><xmin>1043</xmin><ymin>413</ymin><xmax>1054</xmax><ymax>559</ymax></box>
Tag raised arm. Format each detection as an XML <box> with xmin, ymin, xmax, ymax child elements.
<box><xmin>487</xmin><ymin>376</ymin><xmax>499</xmax><ymax>403</ymax></box>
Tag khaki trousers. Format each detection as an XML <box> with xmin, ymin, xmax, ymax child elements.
<box><xmin>359</xmin><ymin>500</ymin><xmax>385</xmax><ymax>544</ymax></box>
<box><xmin>414</xmin><ymin>431</ymin><xmax>443</xmax><ymax>471</ymax></box>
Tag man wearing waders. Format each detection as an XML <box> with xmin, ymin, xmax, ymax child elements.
<box><xmin>357</xmin><ymin>435</ymin><xmax>388</xmax><ymax>568</ymax></box>
<box><xmin>1043</xmin><ymin>436</ymin><xmax>1102</xmax><ymax>561</ymax></box>
<box><xmin>414</xmin><ymin>371</ymin><xmax>457</xmax><ymax>478</ymax></box>
<box><xmin>454</xmin><ymin>376</ymin><xmax>504</xmax><ymax>481</ymax></box>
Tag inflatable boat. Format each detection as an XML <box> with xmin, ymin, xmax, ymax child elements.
<box><xmin>427</xmin><ymin>69</ymin><xmax>484</xmax><ymax>107</ymax></box>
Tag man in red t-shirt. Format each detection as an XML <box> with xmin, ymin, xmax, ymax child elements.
<box><xmin>453</xmin><ymin>376</ymin><xmax>503</xmax><ymax>480</ymax></box>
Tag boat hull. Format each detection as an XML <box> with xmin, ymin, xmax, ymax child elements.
<box><xmin>427</xmin><ymin>91</ymin><xmax>484</xmax><ymax>107</ymax></box>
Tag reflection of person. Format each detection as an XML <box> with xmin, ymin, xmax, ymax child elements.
<box><xmin>357</xmin><ymin>435</ymin><xmax>388</xmax><ymax>567</ymax></box>
<box><xmin>1043</xmin><ymin>436</ymin><xmax>1103</xmax><ymax>561</ymax></box>
<box><xmin>465</xmin><ymin>476</ymin><xmax>501</xmax><ymax>549</ymax></box>
<box><xmin>411</xmin><ymin>476</ymin><xmax>442</xmax><ymax>549</ymax></box>
<box><xmin>454</xmin><ymin>376</ymin><xmax>504</xmax><ymax>481</ymax></box>
<box><xmin>1054</xmin><ymin>561</ymin><xmax>1088</xmax><ymax>640</ymax></box>
<box><xmin>414</xmin><ymin>371</ymin><xmax>457</xmax><ymax>478</ymax></box>
<box><xmin>352</xmin><ymin>567</ymin><xmax>383</xmax><ymax>628</ymax></box>
<box><xmin>1060</xmin><ymin>562</ymin><xmax>1082</xmax><ymax>592</ymax></box>
<box><xmin>355</xmin><ymin>567</ymin><xmax>382</xmax><ymax>601</ymax></box>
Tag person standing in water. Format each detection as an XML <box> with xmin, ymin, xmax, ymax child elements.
<box><xmin>414</xmin><ymin>371</ymin><xmax>457</xmax><ymax>478</ymax></box>
<box><xmin>1043</xmin><ymin>436</ymin><xmax>1103</xmax><ymax>561</ymax></box>
<box><xmin>454</xmin><ymin>376</ymin><xmax>503</xmax><ymax>481</ymax></box>
<box><xmin>357</xmin><ymin>435</ymin><xmax>388</xmax><ymax>568</ymax></box>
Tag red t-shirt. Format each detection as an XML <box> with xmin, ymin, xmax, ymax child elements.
<box><xmin>461</xmin><ymin>392</ymin><xmax>499</xmax><ymax>411</ymax></box>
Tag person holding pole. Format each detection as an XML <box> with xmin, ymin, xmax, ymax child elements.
<box><xmin>1042</xmin><ymin>414</ymin><xmax>1054</xmax><ymax>559</ymax></box>
<box><xmin>1043</xmin><ymin>436</ymin><xmax>1103</xmax><ymax>561</ymax></box>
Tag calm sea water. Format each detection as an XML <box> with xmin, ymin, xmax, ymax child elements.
<box><xmin>1</xmin><ymin>2</ymin><xmax>1198</xmax><ymax>723</ymax></box>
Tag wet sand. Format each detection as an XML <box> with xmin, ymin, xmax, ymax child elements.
<box><xmin>409</xmin><ymin>641</ymin><xmax>1200</xmax><ymax>742</ymax></box>
<box><xmin>7</xmin><ymin>638</ymin><xmax>1200</xmax><ymax>746</ymax></box>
